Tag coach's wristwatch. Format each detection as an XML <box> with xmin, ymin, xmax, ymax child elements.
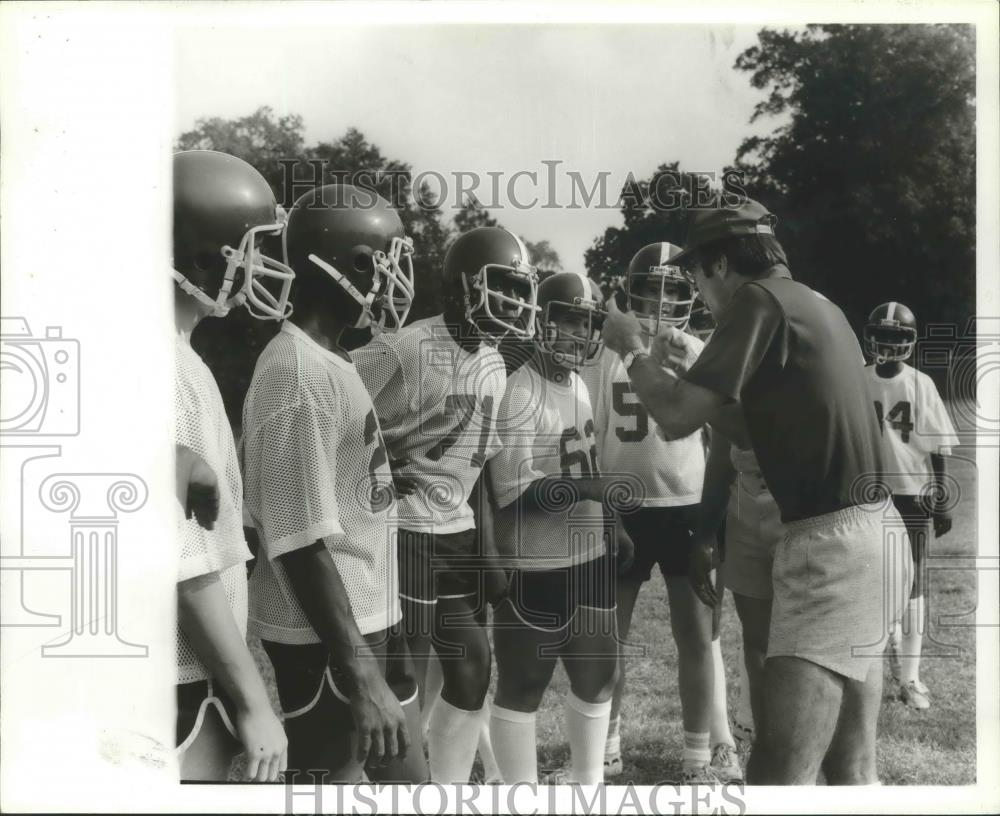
<box><xmin>621</xmin><ymin>348</ymin><xmax>649</xmax><ymax>374</ymax></box>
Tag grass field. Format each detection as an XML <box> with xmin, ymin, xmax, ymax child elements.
<box><xmin>247</xmin><ymin>408</ymin><xmax>980</xmax><ymax>786</ymax></box>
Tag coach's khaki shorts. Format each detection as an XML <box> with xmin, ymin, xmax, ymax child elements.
<box><xmin>723</xmin><ymin>472</ymin><xmax>784</xmax><ymax>600</ymax></box>
<box><xmin>768</xmin><ymin>502</ymin><xmax>912</xmax><ymax>682</ymax></box>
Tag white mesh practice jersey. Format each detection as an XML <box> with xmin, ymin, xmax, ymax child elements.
<box><xmin>586</xmin><ymin>346</ymin><xmax>706</xmax><ymax>507</ymax></box>
<box><xmin>864</xmin><ymin>363</ymin><xmax>959</xmax><ymax>495</ymax></box>
<box><xmin>174</xmin><ymin>337</ymin><xmax>251</xmax><ymax>685</ymax></box>
<box><xmin>489</xmin><ymin>363</ymin><xmax>606</xmax><ymax>570</ymax></box>
<box><xmin>241</xmin><ymin>322</ymin><xmax>401</xmax><ymax>644</ymax></box>
<box><xmin>351</xmin><ymin>314</ymin><xmax>507</xmax><ymax>533</ymax></box>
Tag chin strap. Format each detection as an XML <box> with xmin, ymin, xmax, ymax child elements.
<box><xmin>171</xmin><ymin>269</ymin><xmax>229</xmax><ymax>317</ymax></box>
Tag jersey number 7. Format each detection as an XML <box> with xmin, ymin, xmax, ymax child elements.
<box><xmin>425</xmin><ymin>394</ymin><xmax>495</xmax><ymax>467</ymax></box>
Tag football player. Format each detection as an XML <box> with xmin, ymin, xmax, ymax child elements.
<box><xmin>172</xmin><ymin>149</ymin><xmax>289</xmax><ymax>782</ymax></box>
<box><xmin>240</xmin><ymin>183</ymin><xmax>426</xmax><ymax>782</ymax></box>
<box><xmin>587</xmin><ymin>244</ymin><xmax>739</xmax><ymax>784</ymax></box>
<box><xmin>488</xmin><ymin>271</ymin><xmax>632</xmax><ymax>785</ymax></box>
<box><xmin>352</xmin><ymin>226</ymin><xmax>538</xmax><ymax>783</ymax></box>
<box><xmin>864</xmin><ymin>302</ymin><xmax>958</xmax><ymax>710</ymax></box>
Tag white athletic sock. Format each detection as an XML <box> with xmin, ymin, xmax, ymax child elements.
<box><xmin>477</xmin><ymin>702</ymin><xmax>502</xmax><ymax>783</ymax></box>
<box><xmin>427</xmin><ymin>698</ymin><xmax>483</xmax><ymax>783</ymax></box>
<box><xmin>736</xmin><ymin>650</ymin><xmax>754</xmax><ymax>731</ymax></box>
<box><xmin>710</xmin><ymin>638</ymin><xmax>736</xmax><ymax>748</ymax></box>
<box><xmin>682</xmin><ymin>731</ymin><xmax>711</xmax><ymax>769</ymax></box>
<box><xmin>420</xmin><ymin>653</ymin><xmax>444</xmax><ymax>738</ymax></box>
<box><xmin>606</xmin><ymin>715</ymin><xmax>621</xmax><ymax>757</ymax></box>
<box><xmin>564</xmin><ymin>692</ymin><xmax>612</xmax><ymax>784</ymax></box>
<box><xmin>900</xmin><ymin>596</ymin><xmax>925</xmax><ymax>685</ymax></box>
<box><xmin>490</xmin><ymin>705</ymin><xmax>538</xmax><ymax>784</ymax></box>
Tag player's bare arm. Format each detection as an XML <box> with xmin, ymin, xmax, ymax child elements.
<box><xmin>689</xmin><ymin>432</ymin><xmax>737</xmax><ymax>608</ymax></box>
<box><xmin>929</xmin><ymin>452</ymin><xmax>952</xmax><ymax>537</ymax></box>
<box><xmin>471</xmin><ymin>470</ymin><xmax>509</xmax><ymax>605</ymax></box>
<box><xmin>176</xmin><ymin>572</ymin><xmax>288</xmax><ymax>781</ymax></box>
<box><xmin>278</xmin><ymin>541</ymin><xmax>409</xmax><ymax>766</ymax></box>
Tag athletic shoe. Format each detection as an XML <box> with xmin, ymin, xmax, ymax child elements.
<box><xmin>604</xmin><ymin>751</ymin><xmax>623</xmax><ymax>778</ymax></box>
<box><xmin>678</xmin><ymin>763</ymin><xmax>723</xmax><ymax>785</ymax></box>
<box><xmin>710</xmin><ymin>743</ymin><xmax>743</xmax><ymax>782</ymax></box>
<box><xmin>539</xmin><ymin>767</ymin><xmax>571</xmax><ymax>785</ymax></box>
<box><xmin>899</xmin><ymin>680</ymin><xmax>931</xmax><ymax>710</ymax></box>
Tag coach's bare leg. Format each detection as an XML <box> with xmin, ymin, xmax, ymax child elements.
<box><xmin>820</xmin><ymin>660</ymin><xmax>881</xmax><ymax>784</ymax></box>
<box><xmin>178</xmin><ymin>705</ymin><xmax>242</xmax><ymax>781</ymax></box>
<box><xmin>610</xmin><ymin>577</ymin><xmax>643</xmax><ymax>725</ymax></box>
<box><xmin>746</xmin><ymin>656</ymin><xmax>843</xmax><ymax>784</ymax></box>
<box><xmin>665</xmin><ymin>575</ymin><xmax>714</xmax><ymax>736</ymax></box>
<box><xmin>732</xmin><ymin>592</ymin><xmax>772</xmax><ymax>731</ymax></box>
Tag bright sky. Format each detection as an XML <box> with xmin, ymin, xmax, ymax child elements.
<box><xmin>176</xmin><ymin>24</ymin><xmax>772</xmax><ymax>269</ymax></box>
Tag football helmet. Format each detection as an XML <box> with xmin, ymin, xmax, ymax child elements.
<box><xmin>283</xmin><ymin>184</ymin><xmax>415</xmax><ymax>332</ymax></box>
<box><xmin>443</xmin><ymin>226</ymin><xmax>540</xmax><ymax>341</ymax></box>
<box><xmin>536</xmin><ymin>272</ymin><xmax>606</xmax><ymax>368</ymax></box>
<box><xmin>687</xmin><ymin>295</ymin><xmax>716</xmax><ymax>341</ymax></box>
<box><xmin>173</xmin><ymin>150</ymin><xmax>294</xmax><ymax>320</ymax></box>
<box><xmin>864</xmin><ymin>302</ymin><xmax>918</xmax><ymax>363</ymax></box>
<box><xmin>625</xmin><ymin>242</ymin><xmax>696</xmax><ymax>334</ymax></box>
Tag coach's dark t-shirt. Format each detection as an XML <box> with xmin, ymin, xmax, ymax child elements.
<box><xmin>683</xmin><ymin>267</ymin><xmax>882</xmax><ymax>523</ymax></box>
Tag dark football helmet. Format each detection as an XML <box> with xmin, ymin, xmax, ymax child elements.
<box><xmin>625</xmin><ymin>242</ymin><xmax>695</xmax><ymax>334</ymax></box>
<box><xmin>687</xmin><ymin>295</ymin><xmax>716</xmax><ymax>342</ymax></box>
<box><xmin>283</xmin><ymin>184</ymin><xmax>415</xmax><ymax>332</ymax></box>
<box><xmin>172</xmin><ymin>150</ymin><xmax>294</xmax><ymax>320</ymax></box>
<box><xmin>864</xmin><ymin>302</ymin><xmax>918</xmax><ymax>363</ymax></box>
<box><xmin>536</xmin><ymin>272</ymin><xmax>606</xmax><ymax>368</ymax></box>
<box><xmin>443</xmin><ymin>227</ymin><xmax>540</xmax><ymax>341</ymax></box>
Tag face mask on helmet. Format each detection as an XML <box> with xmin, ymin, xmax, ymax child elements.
<box><xmin>173</xmin><ymin>218</ymin><xmax>295</xmax><ymax>321</ymax></box>
<box><xmin>464</xmin><ymin>260</ymin><xmax>540</xmax><ymax>341</ymax></box>
<box><xmin>306</xmin><ymin>235</ymin><xmax>416</xmax><ymax>334</ymax></box>
<box><xmin>864</xmin><ymin>325</ymin><xmax>916</xmax><ymax>363</ymax></box>
<box><xmin>538</xmin><ymin>299</ymin><xmax>606</xmax><ymax>368</ymax></box>
<box><xmin>627</xmin><ymin>264</ymin><xmax>696</xmax><ymax>335</ymax></box>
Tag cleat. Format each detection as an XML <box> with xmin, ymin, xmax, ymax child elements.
<box><xmin>540</xmin><ymin>767</ymin><xmax>571</xmax><ymax>785</ymax></box>
<box><xmin>899</xmin><ymin>680</ymin><xmax>931</xmax><ymax>710</ymax></box>
<box><xmin>604</xmin><ymin>752</ymin><xmax>623</xmax><ymax>778</ymax></box>
<box><xmin>678</xmin><ymin>763</ymin><xmax>723</xmax><ymax>785</ymax></box>
<box><xmin>710</xmin><ymin>743</ymin><xmax>743</xmax><ymax>783</ymax></box>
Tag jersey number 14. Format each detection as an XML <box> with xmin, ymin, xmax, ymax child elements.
<box><xmin>874</xmin><ymin>400</ymin><xmax>913</xmax><ymax>443</ymax></box>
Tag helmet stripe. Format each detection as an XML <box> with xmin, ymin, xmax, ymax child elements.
<box><xmin>575</xmin><ymin>270</ymin><xmax>594</xmax><ymax>303</ymax></box>
<box><xmin>659</xmin><ymin>242</ymin><xmax>671</xmax><ymax>265</ymax></box>
<box><xmin>886</xmin><ymin>301</ymin><xmax>897</xmax><ymax>321</ymax></box>
<box><xmin>504</xmin><ymin>228</ymin><xmax>530</xmax><ymax>265</ymax></box>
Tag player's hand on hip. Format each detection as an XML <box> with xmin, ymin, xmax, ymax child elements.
<box><xmin>236</xmin><ymin>702</ymin><xmax>288</xmax><ymax>782</ymax></box>
<box><xmin>389</xmin><ymin>456</ymin><xmax>418</xmax><ymax>497</ymax></box>
<box><xmin>176</xmin><ymin>444</ymin><xmax>220</xmax><ymax>530</ymax></box>
<box><xmin>349</xmin><ymin>667</ymin><xmax>410</xmax><ymax>768</ymax></box>
<box><xmin>650</xmin><ymin>327</ymin><xmax>700</xmax><ymax>374</ymax></box>
<box><xmin>933</xmin><ymin>510</ymin><xmax>952</xmax><ymax>538</ymax></box>
<box><xmin>688</xmin><ymin>539</ymin><xmax>718</xmax><ymax>608</ymax></box>
<box><xmin>602</xmin><ymin>298</ymin><xmax>644</xmax><ymax>355</ymax></box>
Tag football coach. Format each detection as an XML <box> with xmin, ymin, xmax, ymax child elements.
<box><xmin>602</xmin><ymin>199</ymin><xmax>912</xmax><ymax>785</ymax></box>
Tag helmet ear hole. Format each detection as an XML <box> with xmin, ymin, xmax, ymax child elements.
<box><xmin>352</xmin><ymin>248</ymin><xmax>372</xmax><ymax>272</ymax></box>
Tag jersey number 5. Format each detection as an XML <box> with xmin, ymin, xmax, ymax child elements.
<box><xmin>612</xmin><ymin>381</ymin><xmax>665</xmax><ymax>442</ymax></box>
<box><xmin>874</xmin><ymin>400</ymin><xmax>913</xmax><ymax>443</ymax></box>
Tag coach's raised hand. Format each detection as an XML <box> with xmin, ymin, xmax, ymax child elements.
<box><xmin>650</xmin><ymin>327</ymin><xmax>702</xmax><ymax>375</ymax></box>
<box><xmin>602</xmin><ymin>297</ymin><xmax>645</xmax><ymax>356</ymax></box>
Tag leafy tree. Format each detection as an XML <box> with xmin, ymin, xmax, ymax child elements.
<box><xmin>732</xmin><ymin>24</ymin><xmax>975</xmax><ymax>351</ymax></box>
<box><xmin>584</xmin><ymin>163</ymin><xmax>715</xmax><ymax>296</ymax></box>
<box><xmin>452</xmin><ymin>196</ymin><xmax>500</xmax><ymax>232</ymax></box>
<box><xmin>523</xmin><ymin>238</ymin><xmax>562</xmax><ymax>277</ymax></box>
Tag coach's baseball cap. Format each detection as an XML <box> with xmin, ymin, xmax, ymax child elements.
<box><xmin>671</xmin><ymin>198</ymin><xmax>778</xmax><ymax>269</ymax></box>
